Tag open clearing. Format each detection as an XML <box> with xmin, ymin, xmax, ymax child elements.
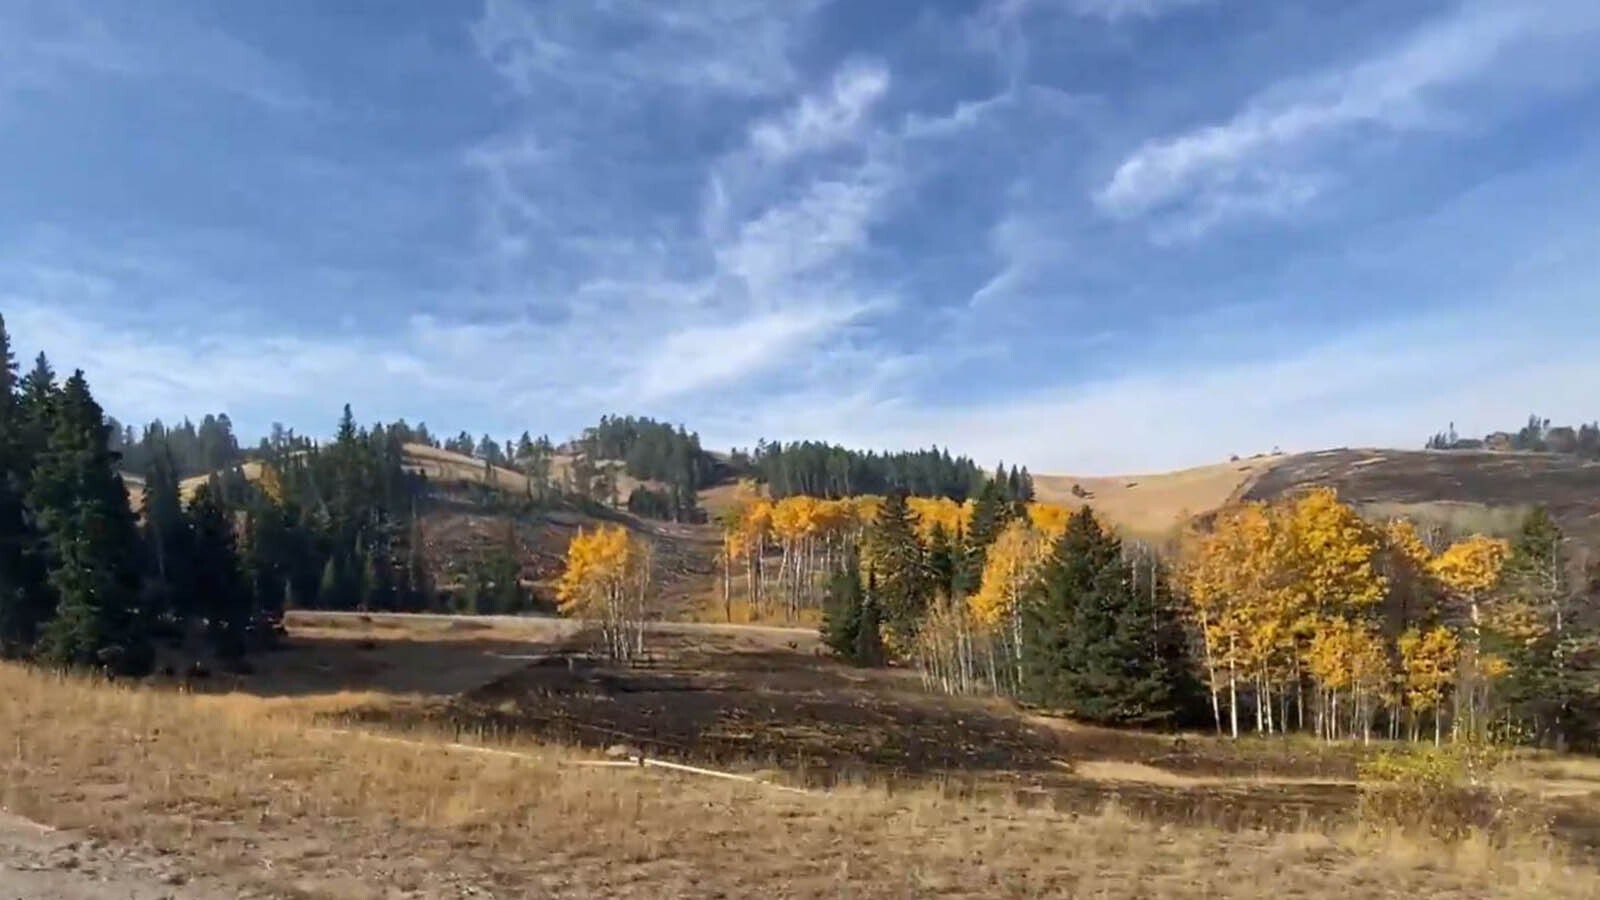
<box><xmin>7</xmin><ymin>612</ymin><xmax>1600</xmax><ymax>897</ymax></box>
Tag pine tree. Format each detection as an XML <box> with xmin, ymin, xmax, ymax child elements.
<box><xmin>926</xmin><ymin>522</ymin><xmax>956</xmax><ymax>600</ymax></box>
<box><xmin>867</xmin><ymin>490</ymin><xmax>929</xmax><ymax>647</ymax></box>
<box><xmin>31</xmin><ymin>372</ymin><xmax>151</xmax><ymax>673</ymax></box>
<box><xmin>0</xmin><ymin>318</ymin><xmax>51</xmax><ymax>656</ymax></box>
<box><xmin>1022</xmin><ymin>507</ymin><xmax>1188</xmax><ymax>724</ymax></box>
<box><xmin>854</xmin><ymin>567</ymin><xmax>885</xmax><ymax>666</ymax></box>
<box><xmin>958</xmin><ymin>479</ymin><xmax>1012</xmax><ymax>595</ymax></box>
<box><xmin>140</xmin><ymin>447</ymin><xmax>192</xmax><ymax>631</ymax></box>
<box><xmin>187</xmin><ymin>484</ymin><xmax>252</xmax><ymax>660</ymax></box>
<box><xmin>820</xmin><ymin>547</ymin><xmax>864</xmax><ymax>659</ymax></box>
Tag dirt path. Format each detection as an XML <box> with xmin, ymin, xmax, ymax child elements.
<box><xmin>0</xmin><ymin>812</ymin><xmax>248</xmax><ymax>899</ymax></box>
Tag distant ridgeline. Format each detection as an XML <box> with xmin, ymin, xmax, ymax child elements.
<box><xmin>1427</xmin><ymin>415</ymin><xmax>1600</xmax><ymax>459</ymax></box>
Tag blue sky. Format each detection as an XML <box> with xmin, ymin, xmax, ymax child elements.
<box><xmin>4</xmin><ymin>0</ymin><xmax>1600</xmax><ymax>474</ymax></box>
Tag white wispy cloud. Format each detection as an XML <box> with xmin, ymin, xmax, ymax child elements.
<box><xmin>0</xmin><ymin>1</ymin><xmax>312</xmax><ymax>109</ymax></box>
<box><xmin>470</xmin><ymin>0</ymin><xmax>818</xmax><ymax>98</ymax></box>
<box><xmin>1097</xmin><ymin>0</ymin><xmax>1600</xmax><ymax>233</ymax></box>
<box><xmin>749</xmin><ymin>62</ymin><xmax>890</xmax><ymax>161</ymax></box>
<box><xmin>456</xmin><ymin>0</ymin><xmax>905</xmax><ymax>416</ymax></box>
<box><xmin>1058</xmin><ymin>0</ymin><xmax>1211</xmax><ymax>23</ymax></box>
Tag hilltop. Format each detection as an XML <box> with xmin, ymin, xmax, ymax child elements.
<box><xmin>1037</xmin><ymin>447</ymin><xmax>1600</xmax><ymax>546</ymax></box>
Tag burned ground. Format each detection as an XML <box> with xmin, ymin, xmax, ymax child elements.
<box><xmin>1243</xmin><ymin>448</ymin><xmax>1600</xmax><ymax>544</ymax></box>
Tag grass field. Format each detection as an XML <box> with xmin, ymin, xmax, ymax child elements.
<box><xmin>6</xmin><ymin>612</ymin><xmax>1599</xmax><ymax>898</ymax></box>
<box><xmin>1032</xmin><ymin>455</ymin><xmax>1280</xmax><ymax>543</ymax></box>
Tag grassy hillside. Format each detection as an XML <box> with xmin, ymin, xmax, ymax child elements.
<box><xmin>1032</xmin><ymin>455</ymin><xmax>1283</xmax><ymax>543</ymax></box>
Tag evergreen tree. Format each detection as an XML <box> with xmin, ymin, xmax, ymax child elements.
<box><xmin>1022</xmin><ymin>507</ymin><xmax>1189</xmax><ymax>725</ymax></box>
<box><xmin>1017</xmin><ymin>466</ymin><xmax>1036</xmax><ymax>502</ymax></box>
<box><xmin>31</xmin><ymin>372</ymin><xmax>151</xmax><ymax>674</ymax></box>
<box><xmin>926</xmin><ymin>522</ymin><xmax>957</xmax><ymax>601</ymax></box>
<box><xmin>140</xmin><ymin>447</ymin><xmax>192</xmax><ymax>631</ymax></box>
<box><xmin>0</xmin><ymin>318</ymin><xmax>50</xmax><ymax>655</ymax></box>
<box><xmin>866</xmin><ymin>489</ymin><xmax>930</xmax><ymax>646</ymax></box>
<box><xmin>958</xmin><ymin>478</ymin><xmax>1012</xmax><ymax>595</ymax></box>
<box><xmin>820</xmin><ymin>547</ymin><xmax>864</xmax><ymax>659</ymax></box>
<box><xmin>853</xmin><ymin>567</ymin><xmax>885</xmax><ymax>667</ymax></box>
<box><xmin>187</xmin><ymin>484</ymin><xmax>252</xmax><ymax>660</ymax></box>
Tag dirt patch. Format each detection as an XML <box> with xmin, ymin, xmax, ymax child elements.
<box><xmin>0</xmin><ymin>811</ymin><xmax>244</xmax><ymax>899</ymax></box>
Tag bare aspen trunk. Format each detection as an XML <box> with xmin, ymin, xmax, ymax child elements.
<box><xmin>1228</xmin><ymin>655</ymin><xmax>1240</xmax><ymax>739</ymax></box>
<box><xmin>723</xmin><ymin>550</ymin><xmax>732</xmax><ymax>623</ymax></box>
<box><xmin>1199</xmin><ymin>628</ymin><xmax>1222</xmax><ymax>736</ymax></box>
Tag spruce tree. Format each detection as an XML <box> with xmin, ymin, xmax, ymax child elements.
<box><xmin>140</xmin><ymin>447</ymin><xmax>192</xmax><ymax>634</ymax></box>
<box><xmin>0</xmin><ymin>318</ymin><xmax>50</xmax><ymax>656</ymax></box>
<box><xmin>926</xmin><ymin>522</ymin><xmax>956</xmax><ymax>600</ymax></box>
<box><xmin>867</xmin><ymin>489</ymin><xmax>929</xmax><ymax>646</ymax></box>
<box><xmin>31</xmin><ymin>372</ymin><xmax>151</xmax><ymax>673</ymax></box>
<box><xmin>958</xmin><ymin>479</ymin><xmax>1011</xmax><ymax>595</ymax></box>
<box><xmin>853</xmin><ymin>567</ymin><xmax>885</xmax><ymax>667</ymax></box>
<box><xmin>1022</xmin><ymin>507</ymin><xmax>1188</xmax><ymax>725</ymax></box>
<box><xmin>187</xmin><ymin>484</ymin><xmax>251</xmax><ymax>660</ymax></box>
<box><xmin>820</xmin><ymin>547</ymin><xmax>864</xmax><ymax>659</ymax></box>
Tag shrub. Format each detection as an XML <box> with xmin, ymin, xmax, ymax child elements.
<box><xmin>1356</xmin><ymin>739</ymin><xmax>1538</xmax><ymax>840</ymax></box>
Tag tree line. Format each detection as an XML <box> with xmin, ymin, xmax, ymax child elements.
<box><xmin>0</xmin><ymin>318</ymin><xmax>270</xmax><ymax>673</ymax></box>
<box><xmin>1428</xmin><ymin>415</ymin><xmax>1600</xmax><ymax>458</ymax></box>
<box><xmin>110</xmin><ymin>414</ymin><xmax>243</xmax><ymax>478</ymax></box>
<box><xmin>733</xmin><ymin>440</ymin><xmax>1028</xmax><ymax>503</ymax></box>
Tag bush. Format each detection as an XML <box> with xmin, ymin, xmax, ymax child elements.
<box><xmin>1356</xmin><ymin>740</ymin><xmax>1538</xmax><ymax>840</ymax></box>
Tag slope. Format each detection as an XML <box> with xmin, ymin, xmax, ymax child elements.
<box><xmin>1242</xmin><ymin>447</ymin><xmax>1600</xmax><ymax>544</ymax></box>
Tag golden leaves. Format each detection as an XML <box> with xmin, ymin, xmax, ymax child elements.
<box><xmin>1397</xmin><ymin>626</ymin><xmax>1459</xmax><ymax>711</ymax></box>
<box><xmin>557</xmin><ymin>525</ymin><xmax>643</xmax><ymax>617</ymax></box>
<box><xmin>1428</xmin><ymin>535</ymin><xmax>1509</xmax><ymax>597</ymax></box>
<box><xmin>968</xmin><ymin>519</ymin><xmax>1048</xmax><ymax>628</ymax></box>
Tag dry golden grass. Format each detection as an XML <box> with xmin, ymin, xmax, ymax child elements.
<box><xmin>1359</xmin><ymin>500</ymin><xmax>1532</xmax><ymax>539</ymax></box>
<box><xmin>1033</xmin><ymin>455</ymin><xmax>1281</xmax><ymax>543</ymax></box>
<box><xmin>3</xmin><ymin>662</ymin><xmax>1595</xmax><ymax>899</ymax></box>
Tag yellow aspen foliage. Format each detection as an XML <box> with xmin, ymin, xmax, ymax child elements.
<box><xmin>1428</xmin><ymin>535</ymin><xmax>1509</xmax><ymax>598</ymax></box>
<box><xmin>1025</xmin><ymin>502</ymin><xmax>1072</xmax><ymax>538</ymax></box>
<box><xmin>968</xmin><ymin>519</ymin><xmax>1048</xmax><ymax>628</ymax></box>
<box><xmin>1397</xmin><ymin>625</ymin><xmax>1460</xmax><ymax>716</ymax></box>
<box><xmin>1306</xmin><ymin>618</ymin><xmax>1389</xmax><ymax>694</ymax></box>
<box><xmin>742</xmin><ymin>499</ymin><xmax>774</xmax><ymax>545</ymax></box>
<box><xmin>813</xmin><ymin>499</ymin><xmax>856</xmax><ymax>539</ymax></box>
<box><xmin>1383</xmin><ymin>518</ymin><xmax>1432</xmax><ymax>571</ymax></box>
<box><xmin>1283</xmin><ymin>487</ymin><xmax>1387</xmax><ymax>620</ymax></box>
<box><xmin>556</xmin><ymin>525</ymin><xmax>635</xmax><ymax>617</ymax></box>
<box><xmin>1182</xmin><ymin>501</ymin><xmax>1292</xmax><ymax>674</ymax></box>
<box><xmin>557</xmin><ymin>525</ymin><xmax>653</xmax><ymax>661</ymax></box>
<box><xmin>850</xmin><ymin>495</ymin><xmax>884</xmax><ymax>526</ymax></box>
<box><xmin>908</xmin><ymin>496</ymin><xmax>964</xmax><ymax>539</ymax></box>
<box><xmin>771</xmin><ymin>495</ymin><xmax>820</xmax><ymax>542</ymax></box>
